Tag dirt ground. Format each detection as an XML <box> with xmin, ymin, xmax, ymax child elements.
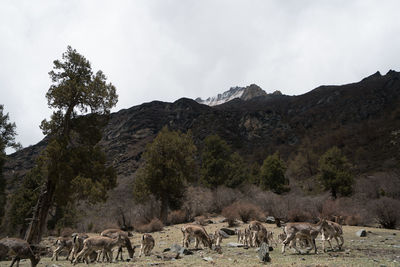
<box><xmin>1</xmin><ymin>217</ymin><xmax>400</xmax><ymax>267</ymax></box>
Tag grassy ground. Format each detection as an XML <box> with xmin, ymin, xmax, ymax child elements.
<box><xmin>1</xmin><ymin>218</ymin><xmax>399</xmax><ymax>267</ymax></box>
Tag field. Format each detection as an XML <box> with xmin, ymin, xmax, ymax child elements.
<box><xmin>1</xmin><ymin>218</ymin><xmax>399</xmax><ymax>267</ymax></box>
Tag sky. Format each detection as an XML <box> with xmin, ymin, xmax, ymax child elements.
<box><xmin>1</xmin><ymin>0</ymin><xmax>400</xmax><ymax>153</ymax></box>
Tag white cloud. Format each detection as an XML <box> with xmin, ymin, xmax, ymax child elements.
<box><xmin>1</xmin><ymin>0</ymin><xmax>400</xmax><ymax>153</ymax></box>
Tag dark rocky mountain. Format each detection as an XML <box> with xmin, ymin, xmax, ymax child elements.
<box><xmin>4</xmin><ymin>70</ymin><xmax>400</xmax><ymax>192</ymax></box>
<box><xmin>195</xmin><ymin>84</ymin><xmax>268</xmax><ymax>106</ymax></box>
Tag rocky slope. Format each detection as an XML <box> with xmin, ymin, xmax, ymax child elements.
<box><xmin>4</xmin><ymin>70</ymin><xmax>400</xmax><ymax>190</ymax></box>
<box><xmin>195</xmin><ymin>84</ymin><xmax>268</xmax><ymax>106</ymax></box>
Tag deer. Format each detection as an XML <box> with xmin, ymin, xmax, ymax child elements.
<box><xmin>100</xmin><ymin>229</ymin><xmax>134</xmax><ymax>261</ymax></box>
<box><xmin>0</xmin><ymin>238</ymin><xmax>40</xmax><ymax>267</ymax></box>
<box><xmin>138</xmin><ymin>234</ymin><xmax>155</xmax><ymax>257</ymax></box>
<box><xmin>70</xmin><ymin>233</ymin><xmax>89</xmax><ymax>263</ymax></box>
<box><xmin>321</xmin><ymin>220</ymin><xmax>344</xmax><ymax>251</ymax></box>
<box><xmin>72</xmin><ymin>234</ymin><xmax>124</xmax><ymax>264</ymax></box>
<box><xmin>181</xmin><ymin>224</ymin><xmax>212</xmax><ymax>249</ymax></box>
<box><xmin>248</xmin><ymin>220</ymin><xmax>267</xmax><ymax>247</ymax></box>
<box><xmin>281</xmin><ymin>218</ymin><xmax>328</xmax><ymax>254</ymax></box>
<box><xmin>51</xmin><ymin>236</ymin><xmax>73</xmax><ymax>261</ymax></box>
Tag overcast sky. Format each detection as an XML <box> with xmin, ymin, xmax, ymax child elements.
<box><xmin>1</xmin><ymin>0</ymin><xmax>400</xmax><ymax>153</ymax></box>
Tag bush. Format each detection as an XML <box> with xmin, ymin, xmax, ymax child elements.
<box><xmin>222</xmin><ymin>201</ymin><xmax>263</xmax><ymax>226</ymax></box>
<box><xmin>167</xmin><ymin>210</ymin><xmax>189</xmax><ymax>225</ymax></box>
<box><xmin>371</xmin><ymin>197</ymin><xmax>400</xmax><ymax>229</ymax></box>
<box><xmin>344</xmin><ymin>214</ymin><xmax>362</xmax><ymax>226</ymax></box>
<box><xmin>136</xmin><ymin>218</ymin><xmax>164</xmax><ymax>233</ymax></box>
<box><xmin>194</xmin><ymin>215</ymin><xmax>208</xmax><ymax>226</ymax></box>
<box><xmin>287</xmin><ymin>209</ymin><xmax>313</xmax><ymax>222</ymax></box>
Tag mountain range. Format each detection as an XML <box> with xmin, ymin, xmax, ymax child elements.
<box><xmin>4</xmin><ymin>70</ymin><xmax>400</xmax><ymax>197</ymax></box>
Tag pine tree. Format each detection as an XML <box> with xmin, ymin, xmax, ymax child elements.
<box><xmin>318</xmin><ymin>146</ymin><xmax>353</xmax><ymax>198</ymax></box>
<box><xmin>259</xmin><ymin>152</ymin><xmax>288</xmax><ymax>194</ymax></box>
<box><xmin>200</xmin><ymin>134</ymin><xmax>247</xmax><ymax>188</ymax></box>
<box><xmin>133</xmin><ymin>126</ymin><xmax>197</xmax><ymax>223</ymax></box>
<box><xmin>0</xmin><ymin>105</ymin><xmax>20</xmax><ymax>223</ymax></box>
<box><xmin>23</xmin><ymin>46</ymin><xmax>118</xmax><ymax>244</ymax></box>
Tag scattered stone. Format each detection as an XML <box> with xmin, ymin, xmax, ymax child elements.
<box><xmin>393</xmin><ymin>233</ymin><xmax>397</xmax><ymax>236</ymax></box>
<box><xmin>258</xmin><ymin>242</ymin><xmax>271</xmax><ymax>263</ymax></box>
<box><xmin>356</xmin><ymin>229</ymin><xmax>367</xmax><ymax>237</ymax></box>
<box><xmin>220</xmin><ymin>228</ymin><xmax>236</xmax><ymax>235</ymax></box>
<box><xmin>163</xmin><ymin>248</ymin><xmax>171</xmax><ymax>252</ymax></box>
<box><xmin>227</xmin><ymin>242</ymin><xmax>244</xmax><ymax>247</ymax></box>
<box><xmin>301</xmin><ymin>258</ymin><xmax>306</xmax><ymax>261</ymax></box>
<box><xmin>202</xmin><ymin>256</ymin><xmax>214</xmax><ymax>262</ymax></box>
<box><xmin>169</xmin><ymin>244</ymin><xmax>193</xmax><ymax>256</ymax></box>
<box><xmin>393</xmin><ymin>245</ymin><xmax>400</xmax><ymax>248</ymax></box>
<box><xmin>266</xmin><ymin>216</ymin><xmax>276</xmax><ymax>224</ymax></box>
<box><xmin>218</xmin><ymin>230</ymin><xmax>229</xmax><ymax>238</ymax></box>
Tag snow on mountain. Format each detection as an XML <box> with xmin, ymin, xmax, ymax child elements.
<box><xmin>195</xmin><ymin>84</ymin><xmax>267</xmax><ymax>106</ymax></box>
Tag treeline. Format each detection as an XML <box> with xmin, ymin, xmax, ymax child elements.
<box><xmin>132</xmin><ymin>126</ymin><xmax>355</xmax><ymax>224</ymax></box>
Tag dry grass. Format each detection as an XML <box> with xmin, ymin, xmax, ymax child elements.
<box><xmin>1</xmin><ymin>217</ymin><xmax>399</xmax><ymax>267</ymax></box>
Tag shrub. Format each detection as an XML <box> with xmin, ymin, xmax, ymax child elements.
<box><xmin>60</xmin><ymin>227</ymin><xmax>75</xmax><ymax>237</ymax></box>
<box><xmin>344</xmin><ymin>214</ymin><xmax>362</xmax><ymax>226</ymax></box>
<box><xmin>167</xmin><ymin>210</ymin><xmax>189</xmax><ymax>225</ymax></box>
<box><xmin>136</xmin><ymin>218</ymin><xmax>164</xmax><ymax>233</ymax></box>
<box><xmin>194</xmin><ymin>215</ymin><xmax>208</xmax><ymax>226</ymax></box>
<box><xmin>371</xmin><ymin>197</ymin><xmax>400</xmax><ymax>229</ymax></box>
<box><xmin>222</xmin><ymin>201</ymin><xmax>263</xmax><ymax>226</ymax></box>
<box><xmin>287</xmin><ymin>209</ymin><xmax>313</xmax><ymax>222</ymax></box>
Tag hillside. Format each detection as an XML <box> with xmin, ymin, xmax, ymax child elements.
<box><xmin>5</xmin><ymin>70</ymin><xmax>400</xmax><ymax>181</ymax></box>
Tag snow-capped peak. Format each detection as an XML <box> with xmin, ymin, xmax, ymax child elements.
<box><xmin>195</xmin><ymin>84</ymin><xmax>267</xmax><ymax>106</ymax></box>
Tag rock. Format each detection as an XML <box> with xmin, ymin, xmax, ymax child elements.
<box><xmin>218</xmin><ymin>229</ymin><xmax>229</xmax><ymax>238</ymax></box>
<box><xmin>258</xmin><ymin>242</ymin><xmax>271</xmax><ymax>263</ymax></box>
<box><xmin>169</xmin><ymin>244</ymin><xmax>193</xmax><ymax>255</ymax></box>
<box><xmin>265</xmin><ymin>216</ymin><xmax>275</xmax><ymax>224</ymax></box>
<box><xmin>202</xmin><ymin>257</ymin><xmax>214</xmax><ymax>262</ymax></box>
<box><xmin>219</xmin><ymin>218</ymin><xmax>228</xmax><ymax>223</ymax></box>
<box><xmin>220</xmin><ymin>228</ymin><xmax>236</xmax><ymax>235</ymax></box>
<box><xmin>356</xmin><ymin>229</ymin><xmax>367</xmax><ymax>237</ymax></box>
<box><xmin>227</xmin><ymin>242</ymin><xmax>244</xmax><ymax>247</ymax></box>
<box><xmin>204</xmin><ymin>219</ymin><xmax>214</xmax><ymax>224</ymax></box>
<box><xmin>163</xmin><ymin>248</ymin><xmax>171</xmax><ymax>252</ymax></box>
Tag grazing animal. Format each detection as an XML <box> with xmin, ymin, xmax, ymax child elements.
<box><xmin>100</xmin><ymin>229</ymin><xmax>134</xmax><ymax>261</ymax></box>
<box><xmin>70</xmin><ymin>233</ymin><xmax>89</xmax><ymax>263</ymax></box>
<box><xmin>181</xmin><ymin>224</ymin><xmax>212</xmax><ymax>249</ymax></box>
<box><xmin>0</xmin><ymin>238</ymin><xmax>40</xmax><ymax>267</ymax></box>
<box><xmin>282</xmin><ymin>219</ymin><xmax>328</xmax><ymax>254</ymax></box>
<box><xmin>248</xmin><ymin>221</ymin><xmax>267</xmax><ymax>247</ymax></box>
<box><xmin>139</xmin><ymin>234</ymin><xmax>155</xmax><ymax>257</ymax></box>
<box><xmin>321</xmin><ymin>220</ymin><xmax>344</xmax><ymax>251</ymax></box>
<box><xmin>51</xmin><ymin>236</ymin><xmax>73</xmax><ymax>261</ymax></box>
<box><xmin>72</xmin><ymin>234</ymin><xmax>124</xmax><ymax>264</ymax></box>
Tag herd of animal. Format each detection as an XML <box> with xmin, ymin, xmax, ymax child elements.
<box><xmin>0</xmin><ymin>218</ymin><xmax>345</xmax><ymax>266</ymax></box>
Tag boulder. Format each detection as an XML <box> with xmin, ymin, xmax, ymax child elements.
<box><xmin>356</xmin><ymin>229</ymin><xmax>367</xmax><ymax>237</ymax></box>
<box><xmin>220</xmin><ymin>228</ymin><xmax>236</xmax><ymax>235</ymax></box>
<box><xmin>169</xmin><ymin>244</ymin><xmax>193</xmax><ymax>255</ymax></box>
<box><xmin>258</xmin><ymin>242</ymin><xmax>271</xmax><ymax>262</ymax></box>
<box><xmin>218</xmin><ymin>229</ymin><xmax>229</xmax><ymax>238</ymax></box>
<box><xmin>227</xmin><ymin>242</ymin><xmax>244</xmax><ymax>247</ymax></box>
<box><xmin>265</xmin><ymin>216</ymin><xmax>275</xmax><ymax>224</ymax></box>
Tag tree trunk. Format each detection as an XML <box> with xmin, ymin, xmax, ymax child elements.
<box><xmin>25</xmin><ymin>180</ymin><xmax>55</xmax><ymax>244</ymax></box>
<box><xmin>159</xmin><ymin>195</ymin><xmax>169</xmax><ymax>224</ymax></box>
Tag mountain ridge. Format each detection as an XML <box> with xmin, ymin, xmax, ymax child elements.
<box><xmin>4</xmin><ymin>70</ymin><xmax>400</xmax><ymax>192</ymax></box>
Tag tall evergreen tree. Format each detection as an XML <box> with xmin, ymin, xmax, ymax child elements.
<box><xmin>259</xmin><ymin>152</ymin><xmax>288</xmax><ymax>194</ymax></box>
<box><xmin>23</xmin><ymin>46</ymin><xmax>118</xmax><ymax>243</ymax></box>
<box><xmin>318</xmin><ymin>146</ymin><xmax>353</xmax><ymax>198</ymax></box>
<box><xmin>133</xmin><ymin>126</ymin><xmax>197</xmax><ymax>223</ymax></box>
<box><xmin>0</xmin><ymin>105</ymin><xmax>21</xmax><ymax>223</ymax></box>
<box><xmin>200</xmin><ymin>134</ymin><xmax>247</xmax><ymax>188</ymax></box>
